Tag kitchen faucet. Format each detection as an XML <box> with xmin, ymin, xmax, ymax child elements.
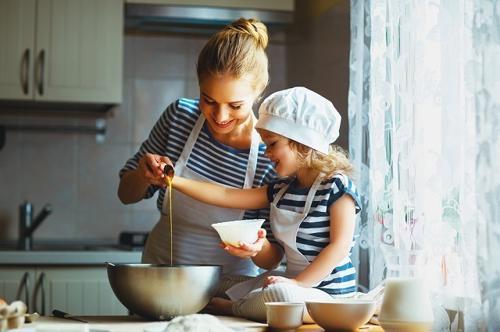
<box><xmin>18</xmin><ymin>201</ymin><xmax>52</xmax><ymax>250</ymax></box>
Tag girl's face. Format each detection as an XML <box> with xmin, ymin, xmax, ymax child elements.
<box><xmin>259</xmin><ymin>130</ymin><xmax>298</xmax><ymax>177</ymax></box>
<box><xmin>199</xmin><ymin>73</ymin><xmax>258</xmax><ymax>136</ymax></box>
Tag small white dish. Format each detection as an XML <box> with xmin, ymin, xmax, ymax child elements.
<box><xmin>265</xmin><ymin>302</ymin><xmax>304</xmax><ymax>331</ymax></box>
<box><xmin>211</xmin><ymin>219</ymin><xmax>265</xmax><ymax>247</ymax></box>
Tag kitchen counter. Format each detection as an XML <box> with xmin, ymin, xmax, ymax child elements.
<box><xmin>0</xmin><ymin>250</ymin><xmax>142</xmax><ymax>265</ymax></box>
<box><xmin>21</xmin><ymin>315</ymin><xmax>384</xmax><ymax>331</ymax></box>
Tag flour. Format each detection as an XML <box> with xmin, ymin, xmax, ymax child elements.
<box><xmin>163</xmin><ymin>314</ymin><xmax>233</xmax><ymax>332</ymax></box>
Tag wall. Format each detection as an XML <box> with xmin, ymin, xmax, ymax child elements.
<box><xmin>0</xmin><ymin>31</ymin><xmax>287</xmax><ymax>242</ymax></box>
<box><xmin>286</xmin><ymin>0</ymin><xmax>350</xmax><ymax>149</ymax></box>
<box><xmin>285</xmin><ymin>0</ymin><xmax>365</xmax><ymax>285</ymax></box>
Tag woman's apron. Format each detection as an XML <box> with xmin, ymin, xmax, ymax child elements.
<box><xmin>226</xmin><ymin>175</ymin><xmax>324</xmax><ymax>300</ymax></box>
<box><xmin>142</xmin><ymin>114</ymin><xmax>261</xmax><ymax>276</ymax></box>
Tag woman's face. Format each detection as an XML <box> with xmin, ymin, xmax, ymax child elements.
<box><xmin>259</xmin><ymin>130</ymin><xmax>298</xmax><ymax>177</ymax></box>
<box><xmin>199</xmin><ymin>73</ymin><xmax>258</xmax><ymax>136</ymax></box>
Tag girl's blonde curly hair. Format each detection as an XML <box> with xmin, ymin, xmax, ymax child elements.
<box><xmin>288</xmin><ymin>140</ymin><xmax>354</xmax><ymax>178</ymax></box>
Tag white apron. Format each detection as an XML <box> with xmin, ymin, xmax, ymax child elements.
<box><xmin>142</xmin><ymin>114</ymin><xmax>261</xmax><ymax>276</ymax></box>
<box><xmin>226</xmin><ymin>175</ymin><xmax>324</xmax><ymax>300</ymax></box>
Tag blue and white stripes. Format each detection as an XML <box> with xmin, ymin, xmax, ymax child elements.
<box><xmin>267</xmin><ymin>174</ymin><xmax>361</xmax><ymax>296</ymax></box>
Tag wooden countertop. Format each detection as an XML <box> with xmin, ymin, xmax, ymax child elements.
<box><xmin>23</xmin><ymin>315</ymin><xmax>384</xmax><ymax>331</ymax></box>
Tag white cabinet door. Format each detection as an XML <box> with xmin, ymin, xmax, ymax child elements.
<box><xmin>36</xmin><ymin>267</ymin><xmax>128</xmax><ymax>316</ymax></box>
<box><xmin>35</xmin><ymin>0</ymin><xmax>123</xmax><ymax>103</ymax></box>
<box><xmin>0</xmin><ymin>0</ymin><xmax>36</xmax><ymax>100</ymax></box>
<box><xmin>0</xmin><ymin>268</ymin><xmax>36</xmax><ymax>308</ymax></box>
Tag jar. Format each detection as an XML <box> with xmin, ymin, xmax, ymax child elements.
<box><xmin>379</xmin><ymin>244</ymin><xmax>434</xmax><ymax>331</ymax></box>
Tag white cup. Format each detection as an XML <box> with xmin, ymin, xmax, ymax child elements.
<box><xmin>265</xmin><ymin>302</ymin><xmax>304</xmax><ymax>330</ymax></box>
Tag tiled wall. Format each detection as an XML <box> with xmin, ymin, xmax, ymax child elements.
<box><xmin>0</xmin><ymin>32</ymin><xmax>288</xmax><ymax>242</ymax></box>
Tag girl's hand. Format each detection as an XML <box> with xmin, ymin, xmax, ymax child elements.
<box><xmin>221</xmin><ymin>228</ymin><xmax>267</xmax><ymax>258</ymax></box>
<box><xmin>263</xmin><ymin>276</ymin><xmax>299</xmax><ymax>288</ymax></box>
<box><xmin>138</xmin><ymin>153</ymin><xmax>173</xmax><ymax>187</ymax></box>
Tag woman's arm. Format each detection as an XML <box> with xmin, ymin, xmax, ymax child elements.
<box><xmin>172</xmin><ymin>176</ymin><xmax>269</xmax><ymax>210</ymax></box>
<box><xmin>266</xmin><ymin>194</ymin><xmax>356</xmax><ymax>287</ymax></box>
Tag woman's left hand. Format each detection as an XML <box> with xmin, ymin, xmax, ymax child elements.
<box><xmin>221</xmin><ymin>228</ymin><xmax>266</xmax><ymax>258</ymax></box>
<box><xmin>263</xmin><ymin>276</ymin><xmax>299</xmax><ymax>288</ymax></box>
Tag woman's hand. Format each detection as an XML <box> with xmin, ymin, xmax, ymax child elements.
<box><xmin>263</xmin><ymin>276</ymin><xmax>300</xmax><ymax>288</ymax></box>
<box><xmin>221</xmin><ymin>228</ymin><xmax>267</xmax><ymax>258</ymax></box>
<box><xmin>137</xmin><ymin>153</ymin><xmax>173</xmax><ymax>187</ymax></box>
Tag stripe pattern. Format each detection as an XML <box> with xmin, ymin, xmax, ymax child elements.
<box><xmin>267</xmin><ymin>174</ymin><xmax>362</xmax><ymax>296</ymax></box>
<box><xmin>120</xmin><ymin>98</ymin><xmax>277</xmax><ymax>240</ymax></box>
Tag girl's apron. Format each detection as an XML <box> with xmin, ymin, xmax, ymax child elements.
<box><xmin>142</xmin><ymin>114</ymin><xmax>261</xmax><ymax>276</ymax></box>
<box><xmin>226</xmin><ymin>175</ymin><xmax>324</xmax><ymax>300</ymax></box>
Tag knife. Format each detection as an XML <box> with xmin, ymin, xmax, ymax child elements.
<box><xmin>52</xmin><ymin>309</ymin><xmax>88</xmax><ymax>323</ymax></box>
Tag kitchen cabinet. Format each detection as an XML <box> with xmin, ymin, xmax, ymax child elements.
<box><xmin>0</xmin><ymin>266</ymin><xmax>127</xmax><ymax>315</ymax></box>
<box><xmin>0</xmin><ymin>0</ymin><xmax>123</xmax><ymax>104</ymax></box>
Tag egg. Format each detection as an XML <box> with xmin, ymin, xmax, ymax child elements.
<box><xmin>8</xmin><ymin>301</ymin><xmax>27</xmax><ymax>316</ymax></box>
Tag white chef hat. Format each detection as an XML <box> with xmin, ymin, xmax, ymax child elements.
<box><xmin>255</xmin><ymin>87</ymin><xmax>341</xmax><ymax>154</ymax></box>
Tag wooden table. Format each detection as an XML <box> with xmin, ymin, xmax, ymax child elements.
<box><xmin>23</xmin><ymin>315</ymin><xmax>384</xmax><ymax>331</ymax></box>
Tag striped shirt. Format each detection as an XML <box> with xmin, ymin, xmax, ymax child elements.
<box><xmin>267</xmin><ymin>174</ymin><xmax>361</xmax><ymax>296</ymax></box>
<box><xmin>120</xmin><ymin>98</ymin><xmax>277</xmax><ymax>240</ymax></box>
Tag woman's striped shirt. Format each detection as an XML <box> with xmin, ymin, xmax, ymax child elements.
<box><xmin>267</xmin><ymin>174</ymin><xmax>362</xmax><ymax>296</ymax></box>
<box><xmin>120</xmin><ymin>98</ymin><xmax>277</xmax><ymax>238</ymax></box>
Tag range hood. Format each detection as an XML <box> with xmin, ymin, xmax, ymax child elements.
<box><xmin>125</xmin><ymin>3</ymin><xmax>293</xmax><ymax>34</ymax></box>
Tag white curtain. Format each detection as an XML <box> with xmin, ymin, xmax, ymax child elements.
<box><xmin>349</xmin><ymin>0</ymin><xmax>500</xmax><ymax>330</ymax></box>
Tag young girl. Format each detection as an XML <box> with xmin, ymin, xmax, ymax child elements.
<box><xmin>170</xmin><ymin>87</ymin><xmax>361</xmax><ymax>322</ymax></box>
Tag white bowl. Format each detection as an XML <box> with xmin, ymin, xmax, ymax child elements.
<box><xmin>306</xmin><ymin>299</ymin><xmax>376</xmax><ymax>331</ymax></box>
<box><xmin>211</xmin><ymin>219</ymin><xmax>265</xmax><ymax>247</ymax></box>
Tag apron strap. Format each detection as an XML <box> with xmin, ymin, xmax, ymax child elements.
<box><xmin>272</xmin><ymin>174</ymin><xmax>324</xmax><ymax>216</ymax></box>
<box><xmin>302</xmin><ymin>175</ymin><xmax>324</xmax><ymax>215</ymax></box>
<box><xmin>243</xmin><ymin>129</ymin><xmax>260</xmax><ymax>189</ymax></box>
<box><xmin>161</xmin><ymin>114</ymin><xmax>206</xmax><ymax>214</ymax></box>
<box><xmin>174</xmin><ymin>113</ymin><xmax>206</xmax><ymax>171</ymax></box>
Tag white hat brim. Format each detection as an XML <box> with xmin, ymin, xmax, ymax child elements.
<box><xmin>256</xmin><ymin>114</ymin><xmax>331</xmax><ymax>154</ymax></box>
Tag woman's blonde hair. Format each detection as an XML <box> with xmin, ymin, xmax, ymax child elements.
<box><xmin>196</xmin><ymin>18</ymin><xmax>269</xmax><ymax>95</ymax></box>
<box><xmin>288</xmin><ymin>140</ymin><xmax>355</xmax><ymax>178</ymax></box>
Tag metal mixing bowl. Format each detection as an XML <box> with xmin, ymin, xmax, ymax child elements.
<box><xmin>107</xmin><ymin>263</ymin><xmax>222</xmax><ymax>320</ymax></box>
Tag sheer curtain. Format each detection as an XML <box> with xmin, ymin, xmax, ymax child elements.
<box><xmin>349</xmin><ymin>0</ymin><xmax>500</xmax><ymax>330</ymax></box>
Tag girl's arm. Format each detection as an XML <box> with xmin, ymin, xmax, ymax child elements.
<box><xmin>172</xmin><ymin>176</ymin><xmax>269</xmax><ymax>210</ymax></box>
<box><xmin>269</xmin><ymin>194</ymin><xmax>356</xmax><ymax>287</ymax></box>
<box><xmin>225</xmin><ymin>229</ymin><xmax>284</xmax><ymax>270</ymax></box>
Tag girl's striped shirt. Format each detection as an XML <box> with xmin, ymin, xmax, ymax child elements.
<box><xmin>267</xmin><ymin>174</ymin><xmax>362</xmax><ymax>296</ymax></box>
<box><xmin>120</xmin><ymin>98</ymin><xmax>277</xmax><ymax>240</ymax></box>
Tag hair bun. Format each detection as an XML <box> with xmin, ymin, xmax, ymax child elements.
<box><xmin>228</xmin><ymin>18</ymin><xmax>269</xmax><ymax>49</ymax></box>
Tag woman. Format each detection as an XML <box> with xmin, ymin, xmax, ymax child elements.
<box><xmin>117</xmin><ymin>18</ymin><xmax>277</xmax><ymax>288</ymax></box>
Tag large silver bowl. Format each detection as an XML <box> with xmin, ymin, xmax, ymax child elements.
<box><xmin>107</xmin><ymin>263</ymin><xmax>221</xmax><ymax>320</ymax></box>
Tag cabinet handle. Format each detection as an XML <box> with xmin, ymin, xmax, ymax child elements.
<box><xmin>15</xmin><ymin>272</ymin><xmax>30</xmax><ymax>310</ymax></box>
<box><xmin>36</xmin><ymin>50</ymin><xmax>45</xmax><ymax>96</ymax></box>
<box><xmin>21</xmin><ymin>49</ymin><xmax>30</xmax><ymax>95</ymax></box>
<box><xmin>33</xmin><ymin>272</ymin><xmax>46</xmax><ymax>316</ymax></box>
